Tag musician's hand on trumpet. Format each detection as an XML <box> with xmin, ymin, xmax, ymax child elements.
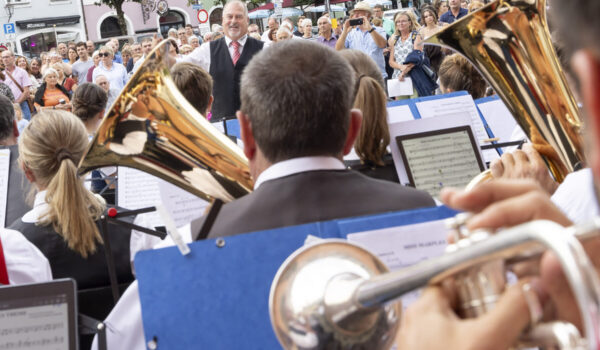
<box><xmin>489</xmin><ymin>144</ymin><xmax>559</xmax><ymax>195</ymax></box>
<box><xmin>440</xmin><ymin>180</ymin><xmax>600</xmax><ymax>332</ymax></box>
<box><xmin>396</xmin><ymin>280</ymin><xmax>541</xmax><ymax>350</ymax></box>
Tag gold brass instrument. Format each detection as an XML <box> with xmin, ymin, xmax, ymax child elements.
<box><xmin>269</xmin><ymin>218</ymin><xmax>600</xmax><ymax>349</ymax></box>
<box><xmin>78</xmin><ymin>40</ymin><xmax>253</xmax><ymax>202</ymax></box>
<box><xmin>424</xmin><ymin>0</ymin><xmax>584</xmax><ymax>185</ymax></box>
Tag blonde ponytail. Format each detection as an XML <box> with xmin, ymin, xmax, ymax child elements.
<box><xmin>18</xmin><ymin>110</ymin><xmax>105</xmax><ymax>257</ymax></box>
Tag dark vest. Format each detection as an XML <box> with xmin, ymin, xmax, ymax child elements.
<box><xmin>2</xmin><ymin>145</ymin><xmax>31</xmax><ymax>226</ymax></box>
<box><xmin>209</xmin><ymin>37</ymin><xmax>264</xmax><ymax>121</ymax></box>
<box><xmin>9</xmin><ymin>214</ymin><xmax>134</xmax><ymax>290</ymax></box>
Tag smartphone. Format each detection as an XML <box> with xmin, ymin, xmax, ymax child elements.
<box><xmin>59</xmin><ymin>99</ymin><xmax>65</xmax><ymax>104</ymax></box>
<box><xmin>348</xmin><ymin>18</ymin><xmax>364</xmax><ymax>26</ymax></box>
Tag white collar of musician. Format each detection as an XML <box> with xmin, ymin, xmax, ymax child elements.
<box><xmin>225</xmin><ymin>34</ymin><xmax>248</xmax><ymax>47</ymax></box>
<box><xmin>253</xmin><ymin>156</ymin><xmax>345</xmax><ymax>190</ymax></box>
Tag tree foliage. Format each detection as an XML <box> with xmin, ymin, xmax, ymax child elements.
<box><xmin>95</xmin><ymin>0</ymin><xmax>142</xmax><ymax>36</ymax></box>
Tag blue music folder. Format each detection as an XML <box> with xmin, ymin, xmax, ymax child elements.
<box><xmin>135</xmin><ymin>205</ymin><xmax>458</xmax><ymax>349</ymax></box>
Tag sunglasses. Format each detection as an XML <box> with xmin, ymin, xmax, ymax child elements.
<box><xmin>99</xmin><ymin>53</ymin><xmax>110</xmax><ymax>57</ymax></box>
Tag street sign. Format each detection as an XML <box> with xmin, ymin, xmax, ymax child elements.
<box><xmin>197</xmin><ymin>9</ymin><xmax>209</xmax><ymax>23</ymax></box>
<box><xmin>3</xmin><ymin>23</ymin><xmax>15</xmax><ymax>35</ymax></box>
<box><xmin>192</xmin><ymin>4</ymin><xmax>203</xmax><ymax>10</ymax></box>
<box><xmin>5</xmin><ymin>34</ymin><xmax>15</xmax><ymax>41</ymax></box>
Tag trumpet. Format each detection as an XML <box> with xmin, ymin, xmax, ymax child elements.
<box><xmin>269</xmin><ymin>218</ymin><xmax>600</xmax><ymax>349</ymax></box>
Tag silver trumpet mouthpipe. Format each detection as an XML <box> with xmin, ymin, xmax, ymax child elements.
<box><xmin>354</xmin><ymin>220</ymin><xmax>600</xmax><ymax>347</ymax></box>
<box><xmin>269</xmin><ymin>219</ymin><xmax>600</xmax><ymax>349</ymax></box>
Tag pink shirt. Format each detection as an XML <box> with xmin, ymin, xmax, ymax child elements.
<box><xmin>2</xmin><ymin>66</ymin><xmax>31</xmax><ymax>100</ymax></box>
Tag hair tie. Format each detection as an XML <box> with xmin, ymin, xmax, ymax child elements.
<box><xmin>353</xmin><ymin>74</ymin><xmax>368</xmax><ymax>98</ymax></box>
<box><xmin>55</xmin><ymin>148</ymin><xmax>73</xmax><ymax>163</ymax></box>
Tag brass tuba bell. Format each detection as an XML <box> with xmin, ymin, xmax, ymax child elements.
<box><xmin>78</xmin><ymin>39</ymin><xmax>253</xmax><ymax>202</ymax></box>
<box><xmin>425</xmin><ymin>0</ymin><xmax>584</xmax><ymax>184</ymax></box>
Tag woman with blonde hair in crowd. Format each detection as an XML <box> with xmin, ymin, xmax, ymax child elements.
<box><xmin>51</xmin><ymin>62</ymin><xmax>77</xmax><ymax>93</ymax></box>
<box><xmin>340</xmin><ymin>50</ymin><xmax>399</xmax><ymax>183</ymax></box>
<box><xmin>8</xmin><ymin>110</ymin><xmax>133</xmax><ymax>289</ymax></box>
<box><xmin>389</xmin><ymin>11</ymin><xmax>421</xmax><ymax>97</ymax></box>
<box><xmin>468</xmin><ymin>0</ymin><xmax>484</xmax><ymax>12</ymax></box>
<box><xmin>438</xmin><ymin>53</ymin><xmax>487</xmax><ymax>99</ymax></box>
<box><xmin>276</xmin><ymin>26</ymin><xmax>293</xmax><ymax>42</ymax></box>
<box><xmin>301</xmin><ymin>18</ymin><xmax>316</xmax><ymax>40</ymax></box>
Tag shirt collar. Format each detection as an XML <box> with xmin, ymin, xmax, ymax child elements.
<box><xmin>254</xmin><ymin>156</ymin><xmax>345</xmax><ymax>189</ymax></box>
<box><xmin>225</xmin><ymin>34</ymin><xmax>248</xmax><ymax>47</ymax></box>
<box><xmin>22</xmin><ymin>190</ymin><xmax>48</xmax><ymax>223</ymax></box>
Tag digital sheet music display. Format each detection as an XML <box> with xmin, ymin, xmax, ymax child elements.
<box><xmin>0</xmin><ymin>295</ymin><xmax>69</xmax><ymax>349</ymax></box>
<box><xmin>397</xmin><ymin>127</ymin><xmax>484</xmax><ymax>198</ymax></box>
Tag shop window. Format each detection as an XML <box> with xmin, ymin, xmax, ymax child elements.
<box><xmin>159</xmin><ymin>10</ymin><xmax>185</xmax><ymax>39</ymax></box>
<box><xmin>100</xmin><ymin>16</ymin><xmax>122</xmax><ymax>38</ymax></box>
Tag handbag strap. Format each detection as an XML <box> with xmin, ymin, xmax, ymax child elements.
<box><xmin>5</xmin><ymin>69</ymin><xmax>24</xmax><ymax>93</ymax></box>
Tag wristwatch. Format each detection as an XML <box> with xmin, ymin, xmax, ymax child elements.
<box><xmin>368</xmin><ymin>28</ymin><xmax>375</xmax><ymax>33</ymax></box>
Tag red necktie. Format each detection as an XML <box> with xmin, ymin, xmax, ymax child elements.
<box><xmin>231</xmin><ymin>41</ymin><xmax>240</xmax><ymax>65</ymax></box>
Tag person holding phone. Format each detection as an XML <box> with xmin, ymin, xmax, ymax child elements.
<box><xmin>33</xmin><ymin>68</ymin><xmax>71</xmax><ymax>111</ymax></box>
<box><xmin>335</xmin><ymin>1</ymin><xmax>388</xmax><ymax>80</ymax></box>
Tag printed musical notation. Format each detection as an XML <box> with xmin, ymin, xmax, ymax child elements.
<box><xmin>399</xmin><ymin>130</ymin><xmax>482</xmax><ymax>198</ymax></box>
<box><xmin>416</xmin><ymin>94</ymin><xmax>499</xmax><ymax>162</ymax></box>
<box><xmin>0</xmin><ymin>303</ymin><xmax>68</xmax><ymax>350</ymax></box>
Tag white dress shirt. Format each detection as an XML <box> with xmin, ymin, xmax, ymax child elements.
<box><xmin>183</xmin><ymin>34</ymin><xmax>248</xmax><ymax>72</ymax></box>
<box><xmin>1</xmin><ymin>228</ymin><xmax>53</xmax><ymax>285</ymax></box>
<box><xmin>91</xmin><ymin>156</ymin><xmax>347</xmax><ymax>350</ymax></box>
<box><xmin>551</xmin><ymin>168</ymin><xmax>600</xmax><ymax>224</ymax></box>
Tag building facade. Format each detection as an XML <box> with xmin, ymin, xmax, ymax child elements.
<box><xmin>82</xmin><ymin>0</ymin><xmax>224</xmax><ymax>43</ymax></box>
<box><xmin>0</xmin><ymin>0</ymin><xmax>87</xmax><ymax>57</ymax></box>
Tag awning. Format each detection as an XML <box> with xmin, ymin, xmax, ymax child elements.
<box><xmin>16</xmin><ymin>15</ymin><xmax>80</xmax><ymax>30</ymax></box>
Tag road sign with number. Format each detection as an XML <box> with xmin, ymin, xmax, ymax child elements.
<box><xmin>197</xmin><ymin>9</ymin><xmax>209</xmax><ymax>23</ymax></box>
<box><xmin>3</xmin><ymin>24</ymin><xmax>15</xmax><ymax>35</ymax></box>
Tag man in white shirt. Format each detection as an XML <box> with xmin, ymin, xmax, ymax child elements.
<box><xmin>183</xmin><ymin>0</ymin><xmax>264</xmax><ymax>122</ymax></box>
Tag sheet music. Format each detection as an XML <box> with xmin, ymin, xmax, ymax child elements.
<box><xmin>416</xmin><ymin>94</ymin><xmax>499</xmax><ymax>163</ymax></box>
<box><xmin>347</xmin><ymin>219</ymin><xmax>447</xmax><ymax>309</ymax></box>
<box><xmin>0</xmin><ymin>149</ymin><xmax>9</xmax><ymax>228</ymax></box>
<box><xmin>387</xmin><ymin>78</ymin><xmax>414</xmax><ymax>97</ymax></box>
<box><xmin>0</xmin><ymin>303</ymin><xmax>69</xmax><ymax>349</ymax></box>
<box><xmin>476</xmin><ymin>98</ymin><xmax>526</xmax><ymax>144</ymax></box>
<box><xmin>398</xmin><ymin>129</ymin><xmax>483</xmax><ymax>198</ymax></box>
<box><xmin>118</xmin><ymin>167</ymin><xmax>209</xmax><ymax>229</ymax></box>
<box><xmin>387</xmin><ymin>104</ymin><xmax>415</xmax><ymax>124</ymax></box>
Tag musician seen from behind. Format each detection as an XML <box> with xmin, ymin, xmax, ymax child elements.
<box><xmin>8</xmin><ymin>111</ymin><xmax>133</xmax><ymax>290</ymax></box>
<box><xmin>91</xmin><ymin>40</ymin><xmax>435</xmax><ymax>350</ymax></box>
<box><xmin>396</xmin><ymin>0</ymin><xmax>600</xmax><ymax>348</ymax></box>
<box><xmin>202</xmin><ymin>40</ymin><xmax>434</xmax><ymax>239</ymax></box>
<box><xmin>183</xmin><ymin>0</ymin><xmax>263</xmax><ymax>122</ymax></box>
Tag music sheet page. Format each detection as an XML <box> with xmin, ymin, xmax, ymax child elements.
<box><xmin>387</xmin><ymin>104</ymin><xmax>415</xmax><ymax>124</ymax></box>
<box><xmin>398</xmin><ymin>130</ymin><xmax>483</xmax><ymax>198</ymax></box>
<box><xmin>0</xmin><ymin>149</ymin><xmax>10</xmax><ymax>228</ymax></box>
<box><xmin>476</xmin><ymin>98</ymin><xmax>526</xmax><ymax>145</ymax></box>
<box><xmin>117</xmin><ymin>167</ymin><xmax>208</xmax><ymax>229</ymax></box>
<box><xmin>416</xmin><ymin>94</ymin><xmax>498</xmax><ymax>163</ymax></box>
<box><xmin>347</xmin><ymin>219</ymin><xmax>447</xmax><ymax>309</ymax></box>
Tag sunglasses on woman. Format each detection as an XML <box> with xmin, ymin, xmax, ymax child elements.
<box><xmin>99</xmin><ymin>53</ymin><xmax>110</xmax><ymax>57</ymax></box>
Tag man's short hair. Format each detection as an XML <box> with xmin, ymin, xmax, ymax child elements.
<box><xmin>185</xmin><ymin>23</ymin><xmax>193</xmax><ymax>28</ymax></box>
<box><xmin>171</xmin><ymin>62</ymin><xmax>213</xmax><ymax>115</ymax></box>
<box><xmin>373</xmin><ymin>4</ymin><xmax>384</xmax><ymax>10</ymax></box>
<box><xmin>75</xmin><ymin>41</ymin><xmax>87</xmax><ymax>49</ymax></box>
<box><xmin>240</xmin><ymin>40</ymin><xmax>355</xmax><ymax>163</ymax></box>
<box><xmin>141</xmin><ymin>37</ymin><xmax>152</xmax><ymax>44</ymax></box>
<box><xmin>0</xmin><ymin>95</ymin><xmax>14</xmax><ymax>141</ymax></box>
<box><xmin>301</xmin><ymin>18</ymin><xmax>312</xmax><ymax>27</ymax></box>
<box><xmin>318</xmin><ymin>16</ymin><xmax>332</xmax><ymax>25</ymax></box>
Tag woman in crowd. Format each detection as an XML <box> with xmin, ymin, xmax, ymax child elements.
<box><xmin>86</xmin><ymin>50</ymin><xmax>100</xmax><ymax>84</ymax></box>
<box><xmin>276</xmin><ymin>27</ymin><xmax>293</xmax><ymax>42</ymax></box>
<box><xmin>121</xmin><ymin>47</ymin><xmax>132</xmax><ymax>67</ymax></box>
<box><xmin>39</xmin><ymin>52</ymin><xmax>50</xmax><ymax>73</ymax></box>
<box><xmin>0</xmin><ymin>71</ymin><xmax>15</xmax><ymax>102</ymax></box>
<box><xmin>438</xmin><ymin>53</ymin><xmax>487</xmax><ymax>99</ymax></box>
<box><xmin>268</xmin><ymin>27</ymin><xmax>278</xmax><ymax>42</ymax></box>
<box><xmin>92</xmin><ymin>46</ymin><xmax>128</xmax><ymax>92</ymax></box>
<box><xmin>8</xmin><ymin>110</ymin><xmax>133</xmax><ymax>290</ymax></box>
<box><xmin>301</xmin><ymin>19</ymin><xmax>315</xmax><ymax>40</ymax></box>
<box><xmin>68</xmin><ymin>47</ymin><xmax>78</xmax><ymax>65</ymax></box>
<box><xmin>33</xmin><ymin>68</ymin><xmax>71</xmax><ymax>111</ymax></box>
<box><xmin>419</xmin><ymin>6</ymin><xmax>446</xmax><ymax>74</ymax></box>
<box><xmin>179</xmin><ymin>44</ymin><xmax>193</xmax><ymax>55</ymax></box>
<box><xmin>340</xmin><ymin>50</ymin><xmax>399</xmax><ymax>183</ymax></box>
<box><xmin>71</xmin><ymin>83</ymin><xmax>107</xmax><ymax>136</ymax></box>
<box><xmin>17</xmin><ymin>56</ymin><xmax>40</xmax><ymax>90</ymax></box>
<box><xmin>51</xmin><ymin>62</ymin><xmax>77</xmax><ymax>94</ymax></box>
<box><xmin>30</xmin><ymin>58</ymin><xmax>43</xmax><ymax>86</ymax></box>
<box><xmin>389</xmin><ymin>11</ymin><xmax>421</xmax><ymax>97</ymax></box>
<box><xmin>436</xmin><ymin>0</ymin><xmax>449</xmax><ymax>19</ymax></box>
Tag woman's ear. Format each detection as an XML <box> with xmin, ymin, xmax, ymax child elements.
<box><xmin>21</xmin><ymin>162</ymin><xmax>36</xmax><ymax>184</ymax></box>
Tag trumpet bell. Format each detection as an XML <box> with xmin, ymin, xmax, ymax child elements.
<box><xmin>425</xmin><ymin>0</ymin><xmax>584</xmax><ymax>183</ymax></box>
<box><xmin>78</xmin><ymin>40</ymin><xmax>253</xmax><ymax>202</ymax></box>
<box><xmin>269</xmin><ymin>240</ymin><xmax>400</xmax><ymax>349</ymax></box>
